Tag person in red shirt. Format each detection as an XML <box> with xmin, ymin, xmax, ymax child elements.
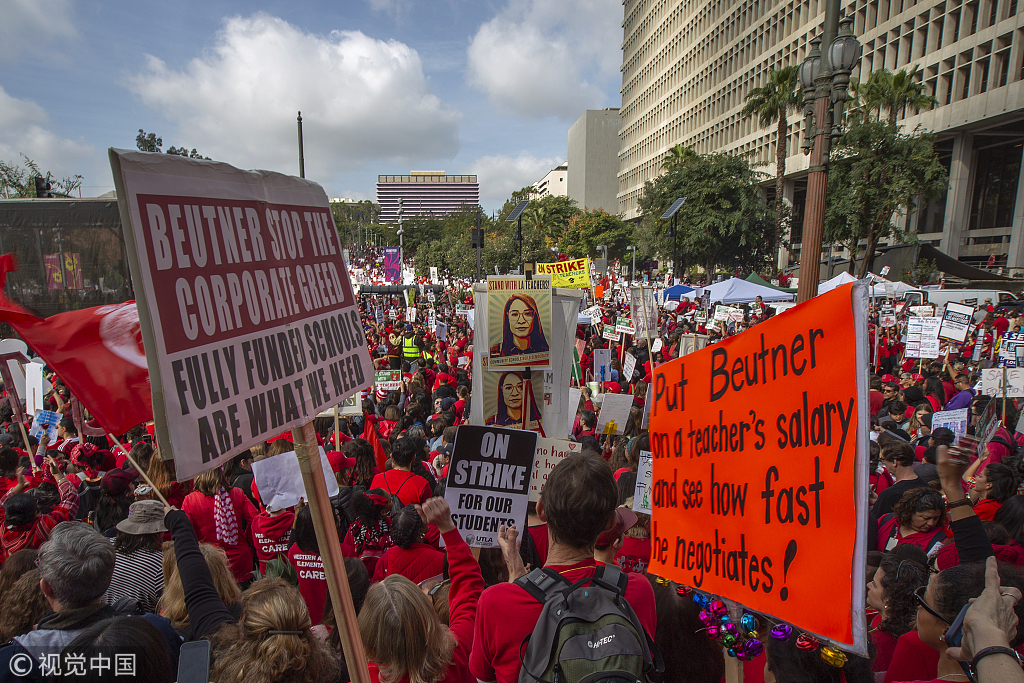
<box><xmin>469</xmin><ymin>453</ymin><xmax>656</xmax><ymax>683</ymax></box>
<box><xmin>970</xmin><ymin>462</ymin><xmax>1017</xmax><ymax>520</ymax></box>
<box><xmin>0</xmin><ymin>446</ymin><xmax>19</xmax><ymax>499</ymax></box>
<box><xmin>250</xmin><ymin>503</ymin><xmax>296</xmax><ymax>574</ymax></box>
<box><xmin>371</xmin><ymin>438</ymin><xmax>432</xmax><ymax>506</ymax></box>
<box><xmin>371</xmin><ymin>505</ymin><xmax>444</xmax><ymax>584</ymax></box>
<box><xmin>182</xmin><ymin>467</ymin><xmax>259</xmax><ymax>584</ymax></box>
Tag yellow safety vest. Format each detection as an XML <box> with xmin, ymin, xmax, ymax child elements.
<box><xmin>402</xmin><ymin>335</ymin><xmax>420</xmax><ymax>359</ymax></box>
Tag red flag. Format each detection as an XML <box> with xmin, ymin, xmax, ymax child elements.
<box><xmin>362</xmin><ymin>417</ymin><xmax>387</xmax><ymax>472</ymax></box>
<box><xmin>0</xmin><ymin>277</ymin><xmax>152</xmax><ymax>434</ymax></box>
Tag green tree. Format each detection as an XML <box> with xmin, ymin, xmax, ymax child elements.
<box><xmin>558</xmin><ymin>210</ymin><xmax>633</xmax><ymax>262</ymax></box>
<box><xmin>1</xmin><ymin>155</ymin><xmax>82</xmax><ymax>198</ymax></box>
<box><xmin>741</xmin><ymin>66</ymin><xmax>803</xmax><ymax>249</ymax></box>
<box><xmin>825</xmin><ymin>119</ymin><xmax>948</xmax><ymax>276</ymax></box>
<box><xmin>638</xmin><ymin>149</ymin><xmax>776</xmax><ymax>277</ymax></box>
<box><xmin>522</xmin><ymin>194</ymin><xmax>580</xmax><ymax>246</ymax></box>
<box><xmin>136</xmin><ymin>129</ymin><xmax>210</xmax><ymax>159</ymax></box>
<box><xmin>853</xmin><ymin>67</ymin><xmax>937</xmax><ymax>125</ymax></box>
<box><xmin>331</xmin><ymin>200</ymin><xmax>383</xmax><ymax>248</ymax></box>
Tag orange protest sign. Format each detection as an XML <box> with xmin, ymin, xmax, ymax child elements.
<box><xmin>648</xmin><ymin>282</ymin><xmax>869</xmax><ymax>653</ymax></box>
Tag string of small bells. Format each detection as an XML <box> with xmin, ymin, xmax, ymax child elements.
<box><xmin>676</xmin><ymin>585</ymin><xmax>849</xmax><ymax>667</ymax></box>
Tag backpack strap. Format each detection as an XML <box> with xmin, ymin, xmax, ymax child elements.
<box><xmin>514</xmin><ymin>567</ymin><xmax>569</xmax><ymax>605</ymax></box>
<box><xmin>592</xmin><ymin>563</ymin><xmax>629</xmax><ymax>596</ymax></box>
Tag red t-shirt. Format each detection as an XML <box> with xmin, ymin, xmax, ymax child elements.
<box><xmin>250</xmin><ymin>510</ymin><xmax>295</xmax><ymax>573</ymax></box>
<box><xmin>882</xmin><ymin>630</ymin><xmax>938</xmax><ymax>683</ymax></box>
<box><xmin>527</xmin><ymin>524</ymin><xmax>549</xmax><ymax>566</ymax></box>
<box><xmin>469</xmin><ymin>559</ymin><xmax>657</xmax><ymax>683</ymax></box>
<box><xmin>288</xmin><ymin>543</ymin><xmax>328</xmax><ymax>624</ymax></box>
<box><xmin>181</xmin><ymin>488</ymin><xmax>258</xmax><ymax>583</ymax></box>
<box><xmin>371</xmin><ymin>469</ymin><xmax>431</xmax><ymax>507</ymax></box>
<box><xmin>615</xmin><ymin>536</ymin><xmax>651</xmax><ymax>574</ymax></box>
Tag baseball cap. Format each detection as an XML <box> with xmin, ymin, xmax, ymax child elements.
<box><xmin>327</xmin><ymin>450</ymin><xmax>357</xmax><ymax>473</ymax></box>
<box><xmin>596</xmin><ymin>506</ymin><xmax>638</xmax><ymax>548</ymax></box>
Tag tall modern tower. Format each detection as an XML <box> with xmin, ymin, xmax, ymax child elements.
<box><xmin>568</xmin><ymin>109</ymin><xmax>622</xmax><ymax>213</ymax></box>
<box><xmin>376</xmin><ymin>171</ymin><xmax>480</xmax><ymax>224</ymax></box>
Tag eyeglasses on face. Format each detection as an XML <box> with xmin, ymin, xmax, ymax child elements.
<box><xmin>914</xmin><ymin>585</ymin><xmax>951</xmax><ymax>626</ymax></box>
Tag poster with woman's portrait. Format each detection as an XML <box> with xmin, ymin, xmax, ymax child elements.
<box><xmin>481</xmin><ymin>355</ymin><xmax>545</xmax><ymax>432</ymax></box>
<box><xmin>486</xmin><ymin>275</ymin><xmax>552</xmax><ymax>369</ymax></box>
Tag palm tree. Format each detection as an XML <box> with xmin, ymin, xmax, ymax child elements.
<box><xmin>741</xmin><ymin>66</ymin><xmax>803</xmax><ymax>252</ymax></box>
<box><xmin>860</xmin><ymin>67</ymin><xmax>938</xmax><ymax>125</ymax></box>
<box><xmin>662</xmin><ymin>144</ymin><xmax>696</xmax><ymax>171</ymax></box>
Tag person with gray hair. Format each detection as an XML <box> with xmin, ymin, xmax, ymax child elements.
<box><xmin>0</xmin><ymin>521</ymin><xmax>182</xmax><ymax>682</ymax></box>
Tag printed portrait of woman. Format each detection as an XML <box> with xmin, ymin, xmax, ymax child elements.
<box><xmin>489</xmin><ymin>294</ymin><xmax>549</xmax><ymax>358</ymax></box>
<box><xmin>485</xmin><ymin>371</ymin><xmax>542</xmax><ymax>430</ymax></box>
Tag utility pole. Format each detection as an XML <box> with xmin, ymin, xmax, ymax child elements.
<box><xmin>297</xmin><ymin>111</ymin><xmax>305</xmax><ymax>179</ymax></box>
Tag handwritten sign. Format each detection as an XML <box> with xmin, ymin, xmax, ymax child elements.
<box><xmin>980</xmin><ymin>368</ymin><xmax>1024</xmax><ymax>398</ymax></box>
<box><xmin>905</xmin><ymin>316</ymin><xmax>941</xmax><ymax>359</ymax></box>
<box><xmin>530</xmin><ymin>438</ymin><xmax>581</xmax><ymax>502</ymax></box>
<box><xmin>633</xmin><ymin>450</ymin><xmax>653</xmax><ymax>514</ymax></box>
<box><xmin>648</xmin><ymin>281</ymin><xmax>868</xmax><ymax>653</ymax></box>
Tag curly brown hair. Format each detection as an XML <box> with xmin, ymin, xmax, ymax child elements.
<box><xmin>209</xmin><ymin>578</ymin><xmax>340</xmax><ymax>683</ymax></box>
<box><xmin>877</xmin><ymin>554</ymin><xmax>929</xmax><ymax>638</ymax></box>
<box><xmin>0</xmin><ymin>569</ymin><xmax>50</xmax><ymax>641</ymax></box>
<box><xmin>892</xmin><ymin>488</ymin><xmax>945</xmax><ymax>527</ymax></box>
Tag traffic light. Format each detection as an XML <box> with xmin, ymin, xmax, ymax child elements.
<box><xmin>34</xmin><ymin>176</ymin><xmax>51</xmax><ymax>198</ymax></box>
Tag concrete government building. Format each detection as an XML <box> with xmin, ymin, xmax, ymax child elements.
<box><xmin>376</xmin><ymin>171</ymin><xmax>480</xmax><ymax>224</ymax></box>
<box><xmin>618</xmin><ymin>0</ymin><xmax>1024</xmax><ymax>270</ymax></box>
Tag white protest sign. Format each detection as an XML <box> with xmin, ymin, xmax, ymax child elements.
<box><xmin>998</xmin><ymin>332</ymin><xmax>1024</xmax><ymax>368</ymax></box>
<box><xmin>596</xmin><ymin>393</ymin><xmax>633</xmax><ymax>435</ymax></box>
<box><xmin>530</xmin><ymin>438</ymin><xmax>582</xmax><ymax>502</ymax></box>
<box><xmin>25</xmin><ymin>361</ymin><xmax>46</xmax><ymax>417</ymax></box>
<box><xmin>428</xmin><ymin>308</ymin><xmax>437</xmax><ymax>331</ymax></box>
<box><xmin>932</xmin><ymin>408</ymin><xmax>969</xmax><ymax>439</ymax></box>
<box><xmin>905</xmin><ymin>317</ymin><xmax>941</xmax><ymax>359</ymax></box>
<box><xmin>633</xmin><ymin>450</ymin><xmax>653</xmax><ymax>514</ymax></box>
<box><xmin>582</xmin><ymin>305</ymin><xmax>603</xmax><ymax>323</ymax></box>
<box><xmin>251</xmin><ymin>446</ymin><xmax>339</xmax><ymax>510</ymax></box>
<box><xmin>980</xmin><ymin>368</ymin><xmax>1024</xmax><ymax>398</ymax></box>
<box><xmin>110</xmin><ymin>150</ymin><xmax>373</xmax><ymax>479</ymax></box>
<box><xmin>444</xmin><ymin>425</ymin><xmax>537</xmax><ymax>548</ymax></box>
<box><xmin>623</xmin><ymin>352</ymin><xmax>637</xmax><ymax>382</ymax></box>
<box><xmin>427</xmin><ymin>292</ymin><xmax>436</xmax><ymax>303</ymax></box>
<box><xmin>430</xmin><ymin>267</ymin><xmax>438</xmax><ymax>283</ymax></box>
<box><xmin>406</xmin><ymin>307</ymin><xmax>416</xmax><ymax>323</ymax></box>
<box><xmin>909</xmin><ymin>306</ymin><xmax>934</xmax><ymax>317</ymax></box>
<box><xmin>30</xmin><ymin>409</ymin><xmax>60</xmax><ymax>442</ymax></box>
<box><xmin>878</xmin><ymin>306</ymin><xmax>897</xmax><ymax>328</ymax></box>
<box><xmin>651</xmin><ymin>338</ymin><xmax>663</xmax><ymax>354</ymax></box>
<box><xmin>938</xmin><ymin>302</ymin><xmax>976</xmax><ymax>344</ymax></box>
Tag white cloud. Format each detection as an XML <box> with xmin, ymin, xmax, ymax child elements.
<box><xmin>126</xmin><ymin>13</ymin><xmax>460</xmax><ymax>183</ymax></box>
<box><xmin>0</xmin><ymin>86</ymin><xmax>96</xmax><ymax>188</ymax></box>
<box><xmin>467</xmin><ymin>0</ymin><xmax>622</xmax><ymax>119</ymax></box>
<box><xmin>0</xmin><ymin>0</ymin><xmax>77</xmax><ymax>63</ymax></box>
<box><xmin>468</xmin><ymin>151</ymin><xmax>562</xmax><ymax>205</ymax></box>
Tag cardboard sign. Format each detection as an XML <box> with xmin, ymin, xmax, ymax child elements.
<box><xmin>652</xmin><ymin>338</ymin><xmax>664</xmax><ymax>354</ymax></box>
<box><xmin>633</xmin><ymin>450</ymin><xmax>653</xmax><ymax>514</ymax></box>
<box><xmin>932</xmin><ymin>408</ymin><xmax>969</xmax><ymax>440</ymax></box>
<box><xmin>581</xmin><ymin>304</ymin><xmax>603</xmax><ymax>322</ymax></box>
<box><xmin>980</xmin><ymin>368</ymin><xmax>1024</xmax><ymax>398</ymax></box>
<box><xmin>444</xmin><ymin>425</ymin><xmax>537</xmax><ymax>548</ymax></box>
<box><xmin>938</xmin><ymin>302</ymin><xmax>976</xmax><ymax>344</ymax></box>
<box><xmin>905</xmin><ymin>317</ymin><xmax>941</xmax><ymax>359</ymax></box>
<box><xmin>251</xmin><ymin>446</ymin><xmax>339</xmax><ymax>510</ymax></box>
<box><xmin>648</xmin><ymin>281</ymin><xmax>869</xmax><ymax>653</ymax></box>
<box><xmin>536</xmin><ymin>258</ymin><xmax>591</xmax><ymax>288</ymax></box>
<box><xmin>530</xmin><ymin>438</ymin><xmax>582</xmax><ymax>502</ymax></box>
<box><xmin>487</xmin><ymin>276</ymin><xmax>552</xmax><ymax>370</ymax></box>
<box><xmin>25</xmin><ymin>361</ymin><xmax>46</xmax><ymax>417</ymax></box>
<box><xmin>593</xmin><ymin>349</ymin><xmax>612</xmax><ymax>384</ymax></box>
<box><xmin>615</xmin><ymin>317</ymin><xmax>635</xmax><ymax>335</ymax></box>
<box><xmin>110</xmin><ymin>150</ymin><xmax>373</xmax><ymax>479</ymax></box>
<box><xmin>596</xmin><ymin>393</ymin><xmax>633</xmax><ymax>435</ymax></box>
<box><xmin>878</xmin><ymin>306</ymin><xmax>897</xmax><ymax>328</ymax></box>
<box><xmin>374</xmin><ymin>369</ymin><xmax>402</xmax><ymax>392</ymax></box>
<box><xmin>602</xmin><ymin>324</ymin><xmax>620</xmax><ymax>341</ymax></box>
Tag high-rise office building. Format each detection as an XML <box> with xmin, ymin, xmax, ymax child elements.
<box><xmin>568</xmin><ymin>109</ymin><xmax>622</xmax><ymax>212</ymax></box>
<box><xmin>376</xmin><ymin>171</ymin><xmax>480</xmax><ymax>224</ymax></box>
<box><xmin>619</xmin><ymin>0</ymin><xmax>1024</xmax><ymax>269</ymax></box>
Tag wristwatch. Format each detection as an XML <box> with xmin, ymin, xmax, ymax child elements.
<box><xmin>973</xmin><ymin>646</ymin><xmax>1024</xmax><ymax>670</ymax></box>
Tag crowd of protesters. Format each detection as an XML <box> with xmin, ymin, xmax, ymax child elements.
<box><xmin>0</xmin><ymin>253</ymin><xmax>1020</xmax><ymax>683</ymax></box>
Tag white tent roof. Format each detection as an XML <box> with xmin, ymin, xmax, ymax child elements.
<box><xmin>870</xmin><ymin>280</ymin><xmax>917</xmax><ymax>297</ymax></box>
<box><xmin>817</xmin><ymin>271</ymin><xmax>858</xmax><ymax>295</ymax></box>
<box><xmin>694</xmin><ymin>277</ymin><xmax>795</xmax><ymax>304</ymax></box>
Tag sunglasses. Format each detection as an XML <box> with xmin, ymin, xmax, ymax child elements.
<box><xmin>914</xmin><ymin>585</ymin><xmax>951</xmax><ymax>626</ymax></box>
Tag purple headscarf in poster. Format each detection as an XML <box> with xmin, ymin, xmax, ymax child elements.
<box><xmin>384</xmin><ymin>247</ymin><xmax>400</xmax><ymax>283</ymax></box>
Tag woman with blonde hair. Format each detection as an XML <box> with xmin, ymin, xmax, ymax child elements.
<box><xmin>165</xmin><ymin>508</ymin><xmax>340</xmax><ymax>682</ymax></box>
<box><xmin>359</xmin><ymin>497</ymin><xmax>483</xmax><ymax>683</ymax></box>
<box><xmin>147</xmin><ymin>452</ymin><xmax>188</xmax><ymax>507</ymax></box>
<box><xmin>182</xmin><ymin>467</ymin><xmax>259</xmax><ymax>584</ymax></box>
<box><xmin>158</xmin><ymin>540</ymin><xmax>242</xmax><ymax>638</ymax></box>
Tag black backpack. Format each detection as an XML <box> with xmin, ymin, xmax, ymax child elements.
<box><xmin>515</xmin><ymin>565</ymin><xmax>662</xmax><ymax>683</ymax></box>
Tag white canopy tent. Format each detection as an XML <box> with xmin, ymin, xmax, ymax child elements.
<box><xmin>817</xmin><ymin>271</ymin><xmax>858</xmax><ymax>295</ymax></box>
<box><xmin>694</xmin><ymin>277</ymin><xmax>795</xmax><ymax>304</ymax></box>
<box><xmin>870</xmin><ymin>280</ymin><xmax>917</xmax><ymax>297</ymax></box>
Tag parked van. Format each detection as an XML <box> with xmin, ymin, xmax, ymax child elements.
<box><xmin>900</xmin><ymin>288</ymin><xmax>1016</xmax><ymax>308</ymax></box>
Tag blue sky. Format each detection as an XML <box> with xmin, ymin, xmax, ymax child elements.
<box><xmin>0</xmin><ymin>0</ymin><xmax>624</xmax><ymax>213</ymax></box>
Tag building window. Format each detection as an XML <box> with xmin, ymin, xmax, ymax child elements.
<box><xmin>968</xmin><ymin>142</ymin><xmax>1023</xmax><ymax>230</ymax></box>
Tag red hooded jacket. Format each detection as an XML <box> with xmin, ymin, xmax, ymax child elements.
<box><xmin>371</xmin><ymin>542</ymin><xmax>445</xmax><ymax>584</ymax></box>
<box><xmin>251</xmin><ymin>510</ymin><xmax>295</xmax><ymax>573</ymax></box>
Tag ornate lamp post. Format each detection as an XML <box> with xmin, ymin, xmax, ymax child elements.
<box><xmin>795</xmin><ymin>13</ymin><xmax>862</xmax><ymax>303</ymax></box>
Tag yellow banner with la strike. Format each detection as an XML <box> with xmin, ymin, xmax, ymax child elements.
<box><xmin>536</xmin><ymin>258</ymin><xmax>591</xmax><ymax>289</ymax></box>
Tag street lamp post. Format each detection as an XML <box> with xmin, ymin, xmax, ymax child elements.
<box><xmin>795</xmin><ymin>9</ymin><xmax>862</xmax><ymax>303</ymax></box>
